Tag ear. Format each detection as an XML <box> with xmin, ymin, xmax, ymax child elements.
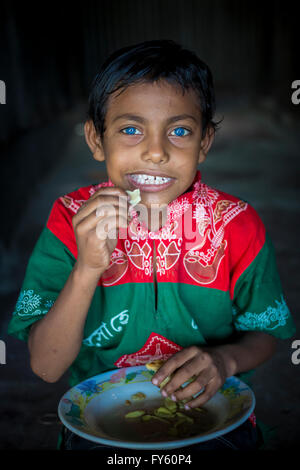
<box><xmin>198</xmin><ymin>124</ymin><xmax>215</xmax><ymax>164</ymax></box>
<box><xmin>84</xmin><ymin>120</ymin><xmax>105</xmax><ymax>162</ymax></box>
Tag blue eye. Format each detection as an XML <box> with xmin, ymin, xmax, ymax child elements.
<box><xmin>171</xmin><ymin>127</ymin><xmax>190</xmax><ymax>137</ymax></box>
<box><xmin>122</xmin><ymin>127</ymin><xmax>142</xmax><ymax>135</ymax></box>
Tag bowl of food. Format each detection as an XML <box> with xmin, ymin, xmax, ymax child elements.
<box><xmin>58</xmin><ymin>365</ymin><xmax>255</xmax><ymax>450</ymax></box>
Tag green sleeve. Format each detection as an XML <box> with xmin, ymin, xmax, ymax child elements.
<box><xmin>232</xmin><ymin>234</ymin><xmax>296</xmax><ymax>339</ymax></box>
<box><xmin>7</xmin><ymin>227</ymin><xmax>75</xmax><ymax>341</ymax></box>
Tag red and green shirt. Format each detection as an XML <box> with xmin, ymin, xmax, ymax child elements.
<box><xmin>8</xmin><ymin>171</ymin><xmax>295</xmax><ymax>387</ymax></box>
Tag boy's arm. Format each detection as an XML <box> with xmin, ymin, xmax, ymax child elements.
<box><xmin>214</xmin><ymin>330</ymin><xmax>278</xmax><ymax>377</ymax></box>
<box><xmin>151</xmin><ymin>332</ymin><xmax>277</xmax><ymax>408</ymax></box>
<box><xmin>28</xmin><ymin>186</ymin><xmax>130</xmax><ymax>383</ymax></box>
<box><xmin>28</xmin><ymin>264</ymin><xmax>102</xmax><ymax>383</ymax></box>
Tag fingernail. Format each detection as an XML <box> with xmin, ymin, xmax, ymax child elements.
<box><xmin>161</xmin><ymin>390</ymin><xmax>168</xmax><ymax>397</ymax></box>
<box><xmin>171</xmin><ymin>394</ymin><xmax>177</xmax><ymax>402</ymax></box>
<box><xmin>184</xmin><ymin>404</ymin><xmax>190</xmax><ymax>410</ymax></box>
<box><xmin>152</xmin><ymin>378</ymin><xmax>158</xmax><ymax>385</ymax></box>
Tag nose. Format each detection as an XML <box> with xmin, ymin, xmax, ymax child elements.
<box><xmin>141</xmin><ymin>133</ymin><xmax>169</xmax><ymax>164</ymax></box>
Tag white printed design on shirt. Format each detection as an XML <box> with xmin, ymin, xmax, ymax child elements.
<box><xmin>14</xmin><ymin>289</ymin><xmax>55</xmax><ymax>317</ymax></box>
<box><xmin>183</xmin><ymin>186</ymin><xmax>247</xmax><ymax>284</ymax></box>
<box><xmin>101</xmin><ymin>248</ymin><xmax>128</xmax><ymax>286</ymax></box>
<box><xmin>60</xmin><ymin>195</ymin><xmax>86</xmax><ymax>214</ymax></box>
<box><xmin>233</xmin><ymin>296</ymin><xmax>290</xmax><ymax>331</ymax></box>
<box><xmin>83</xmin><ymin>310</ymin><xmax>129</xmax><ymax>347</ymax></box>
<box><xmin>124</xmin><ymin>240</ymin><xmax>153</xmax><ymax>275</ymax></box>
<box><xmin>124</xmin><ymin>238</ymin><xmax>182</xmax><ymax>276</ymax></box>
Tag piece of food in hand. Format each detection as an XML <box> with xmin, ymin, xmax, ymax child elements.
<box><xmin>145</xmin><ymin>359</ymin><xmax>165</xmax><ymax>372</ymax></box>
<box><xmin>126</xmin><ymin>189</ymin><xmax>141</xmax><ymax>206</ymax></box>
<box><xmin>146</xmin><ymin>359</ymin><xmax>196</xmax><ymax>402</ymax></box>
<box><xmin>146</xmin><ymin>359</ymin><xmax>174</xmax><ymax>388</ymax></box>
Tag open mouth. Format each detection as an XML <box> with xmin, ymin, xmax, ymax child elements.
<box><xmin>130</xmin><ymin>174</ymin><xmax>172</xmax><ymax>185</ymax></box>
<box><xmin>126</xmin><ymin>173</ymin><xmax>175</xmax><ymax>192</ymax></box>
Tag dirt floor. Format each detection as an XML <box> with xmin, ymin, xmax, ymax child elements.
<box><xmin>0</xmin><ymin>97</ymin><xmax>299</xmax><ymax>450</ymax></box>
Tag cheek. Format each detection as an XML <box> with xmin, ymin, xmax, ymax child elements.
<box><xmin>105</xmin><ymin>151</ymin><xmax>135</xmax><ymax>177</ymax></box>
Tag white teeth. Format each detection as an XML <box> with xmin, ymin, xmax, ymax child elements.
<box><xmin>130</xmin><ymin>174</ymin><xmax>171</xmax><ymax>185</ymax></box>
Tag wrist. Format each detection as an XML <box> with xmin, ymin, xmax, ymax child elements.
<box><xmin>72</xmin><ymin>262</ymin><xmax>104</xmax><ymax>289</ymax></box>
<box><xmin>215</xmin><ymin>345</ymin><xmax>238</xmax><ymax>378</ymax></box>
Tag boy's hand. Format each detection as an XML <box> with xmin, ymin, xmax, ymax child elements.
<box><xmin>151</xmin><ymin>345</ymin><xmax>235</xmax><ymax>409</ymax></box>
<box><xmin>72</xmin><ymin>187</ymin><xmax>130</xmax><ymax>274</ymax></box>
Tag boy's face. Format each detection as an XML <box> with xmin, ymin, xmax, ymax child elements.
<box><xmin>85</xmin><ymin>80</ymin><xmax>214</xmax><ymax>210</ymax></box>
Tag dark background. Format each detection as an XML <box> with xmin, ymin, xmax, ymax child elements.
<box><xmin>0</xmin><ymin>0</ymin><xmax>299</xmax><ymax>450</ymax></box>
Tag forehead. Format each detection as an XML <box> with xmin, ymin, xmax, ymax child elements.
<box><xmin>106</xmin><ymin>80</ymin><xmax>202</xmax><ymax>122</ymax></box>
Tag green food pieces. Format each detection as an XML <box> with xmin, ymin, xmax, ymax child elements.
<box><xmin>164</xmin><ymin>397</ymin><xmax>177</xmax><ymax>413</ymax></box>
<box><xmin>124</xmin><ymin>394</ymin><xmax>207</xmax><ymax>439</ymax></box>
<box><xmin>141</xmin><ymin>414</ymin><xmax>152</xmax><ymax>422</ymax></box>
<box><xmin>154</xmin><ymin>406</ymin><xmax>174</xmax><ymax>418</ymax></box>
<box><xmin>142</xmin><ymin>414</ymin><xmax>169</xmax><ymax>424</ymax></box>
<box><xmin>194</xmin><ymin>406</ymin><xmax>207</xmax><ymax>413</ymax></box>
<box><xmin>176</xmin><ymin>411</ymin><xmax>194</xmax><ymax>424</ymax></box>
<box><xmin>124</xmin><ymin>410</ymin><xmax>146</xmax><ymax>418</ymax></box>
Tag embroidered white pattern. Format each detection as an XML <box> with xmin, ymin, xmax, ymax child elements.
<box><xmin>193</xmin><ymin>182</ymin><xmax>219</xmax><ymax>206</ymax></box>
<box><xmin>14</xmin><ymin>289</ymin><xmax>54</xmax><ymax>317</ymax></box>
<box><xmin>60</xmin><ymin>195</ymin><xmax>86</xmax><ymax>214</ymax></box>
<box><xmin>234</xmin><ymin>296</ymin><xmax>290</xmax><ymax>331</ymax></box>
<box><xmin>168</xmin><ymin>197</ymin><xmax>190</xmax><ymax>222</ymax></box>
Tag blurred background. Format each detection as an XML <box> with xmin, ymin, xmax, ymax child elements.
<box><xmin>0</xmin><ymin>0</ymin><xmax>299</xmax><ymax>450</ymax></box>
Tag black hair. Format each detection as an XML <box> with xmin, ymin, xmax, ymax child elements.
<box><xmin>87</xmin><ymin>39</ymin><xmax>219</xmax><ymax>138</ymax></box>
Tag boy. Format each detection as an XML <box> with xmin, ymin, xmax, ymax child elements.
<box><xmin>8</xmin><ymin>40</ymin><xmax>295</xmax><ymax>450</ymax></box>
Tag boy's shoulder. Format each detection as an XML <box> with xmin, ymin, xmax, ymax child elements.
<box><xmin>192</xmin><ymin>179</ymin><xmax>265</xmax><ymax>240</ymax></box>
<box><xmin>194</xmin><ymin>179</ymin><xmax>260</xmax><ymax>220</ymax></box>
<box><xmin>193</xmin><ymin>178</ymin><xmax>244</xmax><ymax>206</ymax></box>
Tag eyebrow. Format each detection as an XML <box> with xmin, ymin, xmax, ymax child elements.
<box><xmin>112</xmin><ymin>113</ymin><xmax>198</xmax><ymax>125</ymax></box>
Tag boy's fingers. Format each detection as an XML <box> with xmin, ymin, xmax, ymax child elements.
<box><xmin>160</xmin><ymin>359</ymin><xmax>204</xmax><ymax>397</ymax></box>
<box><xmin>74</xmin><ymin>206</ymin><xmax>128</xmax><ymax>235</ymax></box>
<box><xmin>96</xmin><ymin>214</ymin><xmax>128</xmax><ymax>240</ymax></box>
<box><xmin>183</xmin><ymin>379</ymin><xmax>217</xmax><ymax>409</ymax></box>
<box><xmin>89</xmin><ymin>186</ymin><xmax>130</xmax><ymax>202</ymax></box>
<box><xmin>77</xmin><ymin>186</ymin><xmax>129</xmax><ymax>210</ymax></box>
<box><xmin>75</xmin><ymin>195</ymin><xmax>129</xmax><ymax>224</ymax></box>
<box><xmin>151</xmin><ymin>347</ymin><xmax>199</xmax><ymax>387</ymax></box>
<box><xmin>168</xmin><ymin>367</ymin><xmax>213</xmax><ymax>402</ymax></box>
<box><xmin>95</xmin><ymin>203</ymin><xmax>128</xmax><ymax>220</ymax></box>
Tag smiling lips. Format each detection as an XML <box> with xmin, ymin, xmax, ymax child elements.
<box><xmin>127</xmin><ymin>173</ymin><xmax>175</xmax><ymax>192</ymax></box>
